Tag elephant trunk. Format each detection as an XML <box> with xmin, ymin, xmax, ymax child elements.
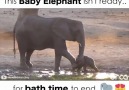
<box><xmin>78</xmin><ymin>40</ymin><xmax>85</xmax><ymax>57</ymax></box>
<box><xmin>77</xmin><ymin>27</ymin><xmax>85</xmax><ymax>58</ymax></box>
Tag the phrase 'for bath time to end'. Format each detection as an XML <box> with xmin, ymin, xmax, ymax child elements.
<box><xmin>4</xmin><ymin>0</ymin><xmax>128</xmax><ymax>6</ymax></box>
<box><xmin>13</xmin><ymin>85</ymin><xmax>95</xmax><ymax>90</ymax></box>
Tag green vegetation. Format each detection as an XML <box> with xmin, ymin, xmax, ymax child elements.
<box><xmin>49</xmin><ymin>75</ymin><xmax>94</xmax><ymax>80</ymax></box>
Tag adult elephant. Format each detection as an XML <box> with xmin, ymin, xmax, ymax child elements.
<box><xmin>14</xmin><ymin>15</ymin><xmax>85</xmax><ymax>72</ymax></box>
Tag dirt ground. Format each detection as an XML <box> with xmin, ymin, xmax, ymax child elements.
<box><xmin>0</xmin><ymin>9</ymin><xmax>129</xmax><ymax>74</ymax></box>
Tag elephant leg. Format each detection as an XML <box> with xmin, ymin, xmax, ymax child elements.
<box><xmin>93</xmin><ymin>66</ymin><xmax>99</xmax><ymax>72</ymax></box>
<box><xmin>77</xmin><ymin>67</ymin><xmax>81</xmax><ymax>75</ymax></box>
<box><xmin>83</xmin><ymin>66</ymin><xmax>87</xmax><ymax>74</ymax></box>
<box><xmin>19</xmin><ymin>49</ymin><xmax>29</xmax><ymax>69</ymax></box>
<box><xmin>17</xmin><ymin>39</ymin><xmax>29</xmax><ymax>69</ymax></box>
<box><xmin>62</xmin><ymin>50</ymin><xmax>76</xmax><ymax>68</ymax></box>
<box><xmin>26</xmin><ymin>49</ymin><xmax>34</xmax><ymax>68</ymax></box>
<box><xmin>54</xmin><ymin>37</ymin><xmax>76</xmax><ymax>71</ymax></box>
<box><xmin>54</xmin><ymin>51</ymin><xmax>62</xmax><ymax>72</ymax></box>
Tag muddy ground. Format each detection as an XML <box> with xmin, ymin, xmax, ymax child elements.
<box><xmin>0</xmin><ymin>9</ymin><xmax>129</xmax><ymax>79</ymax></box>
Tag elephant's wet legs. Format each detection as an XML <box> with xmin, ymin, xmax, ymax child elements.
<box><xmin>62</xmin><ymin>50</ymin><xmax>76</xmax><ymax>69</ymax></box>
<box><xmin>54</xmin><ymin>37</ymin><xmax>76</xmax><ymax>72</ymax></box>
<box><xmin>17</xmin><ymin>38</ymin><xmax>29</xmax><ymax>69</ymax></box>
<box><xmin>54</xmin><ymin>50</ymin><xmax>76</xmax><ymax>72</ymax></box>
<box><xmin>26</xmin><ymin>50</ymin><xmax>34</xmax><ymax>68</ymax></box>
<box><xmin>54</xmin><ymin>52</ymin><xmax>62</xmax><ymax>72</ymax></box>
<box><xmin>19</xmin><ymin>50</ymin><xmax>29</xmax><ymax>69</ymax></box>
<box><xmin>77</xmin><ymin>67</ymin><xmax>81</xmax><ymax>75</ymax></box>
<box><xmin>83</xmin><ymin>66</ymin><xmax>87</xmax><ymax>74</ymax></box>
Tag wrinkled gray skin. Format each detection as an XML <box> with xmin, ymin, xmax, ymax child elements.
<box><xmin>75</xmin><ymin>56</ymin><xmax>98</xmax><ymax>74</ymax></box>
<box><xmin>14</xmin><ymin>15</ymin><xmax>85</xmax><ymax>72</ymax></box>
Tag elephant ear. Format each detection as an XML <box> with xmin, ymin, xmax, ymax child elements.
<box><xmin>52</xmin><ymin>20</ymin><xmax>75</xmax><ymax>41</ymax></box>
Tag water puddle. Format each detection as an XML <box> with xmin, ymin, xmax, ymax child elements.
<box><xmin>95</xmin><ymin>73</ymin><xmax>118</xmax><ymax>80</ymax></box>
<box><xmin>0</xmin><ymin>68</ymin><xmax>122</xmax><ymax>80</ymax></box>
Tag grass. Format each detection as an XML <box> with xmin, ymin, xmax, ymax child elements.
<box><xmin>49</xmin><ymin>75</ymin><xmax>94</xmax><ymax>80</ymax></box>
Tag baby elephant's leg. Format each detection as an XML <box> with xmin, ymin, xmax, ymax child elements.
<box><xmin>77</xmin><ymin>67</ymin><xmax>82</xmax><ymax>75</ymax></box>
<box><xmin>93</xmin><ymin>66</ymin><xmax>99</xmax><ymax>72</ymax></box>
<box><xmin>90</xmin><ymin>63</ymin><xmax>99</xmax><ymax>72</ymax></box>
<box><xmin>83</xmin><ymin>65</ymin><xmax>88</xmax><ymax>74</ymax></box>
<box><xmin>86</xmin><ymin>57</ymin><xmax>99</xmax><ymax>72</ymax></box>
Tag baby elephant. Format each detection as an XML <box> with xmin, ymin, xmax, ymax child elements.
<box><xmin>76</xmin><ymin>56</ymin><xmax>99</xmax><ymax>74</ymax></box>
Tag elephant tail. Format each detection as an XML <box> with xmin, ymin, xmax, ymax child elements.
<box><xmin>13</xmin><ymin>26</ymin><xmax>16</xmax><ymax>58</ymax></box>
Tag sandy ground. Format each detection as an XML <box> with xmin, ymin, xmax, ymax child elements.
<box><xmin>0</xmin><ymin>9</ymin><xmax>129</xmax><ymax>74</ymax></box>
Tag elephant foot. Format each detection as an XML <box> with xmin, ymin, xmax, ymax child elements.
<box><xmin>54</xmin><ymin>69</ymin><xmax>59</xmax><ymax>73</ymax></box>
<box><xmin>77</xmin><ymin>72</ymin><xmax>81</xmax><ymax>75</ymax></box>
<box><xmin>94</xmin><ymin>67</ymin><xmax>99</xmax><ymax>72</ymax></box>
<box><xmin>54</xmin><ymin>67</ymin><xmax>60</xmax><ymax>73</ymax></box>
<box><xmin>26</xmin><ymin>61</ymin><xmax>33</xmax><ymax>68</ymax></box>
<box><xmin>83</xmin><ymin>70</ymin><xmax>88</xmax><ymax>75</ymax></box>
<box><xmin>72</xmin><ymin>63</ymin><xmax>77</xmax><ymax>70</ymax></box>
<box><xmin>20</xmin><ymin>63</ymin><xmax>29</xmax><ymax>70</ymax></box>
